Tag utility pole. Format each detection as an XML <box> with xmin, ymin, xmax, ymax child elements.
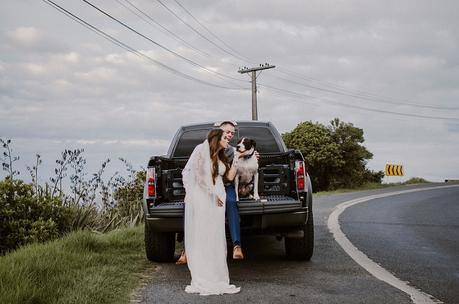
<box><xmin>238</xmin><ymin>63</ymin><xmax>275</xmax><ymax>120</ymax></box>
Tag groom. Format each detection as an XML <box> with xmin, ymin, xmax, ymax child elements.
<box><xmin>219</xmin><ymin>120</ymin><xmax>244</xmax><ymax>260</ymax></box>
<box><xmin>176</xmin><ymin>120</ymin><xmax>244</xmax><ymax>264</ymax></box>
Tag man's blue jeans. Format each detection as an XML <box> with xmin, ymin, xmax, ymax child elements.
<box><xmin>225</xmin><ymin>185</ymin><xmax>241</xmax><ymax>246</ymax></box>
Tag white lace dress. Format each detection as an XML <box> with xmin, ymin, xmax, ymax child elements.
<box><xmin>183</xmin><ymin>142</ymin><xmax>240</xmax><ymax>296</ymax></box>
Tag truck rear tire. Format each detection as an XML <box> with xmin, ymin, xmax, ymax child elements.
<box><xmin>145</xmin><ymin>221</ymin><xmax>175</xmax><ymax>262</ymax></box>
<box><xmin>285</xmin><ymin>211</ymin><xmax>314</xmax><ymax>260</ymax></box>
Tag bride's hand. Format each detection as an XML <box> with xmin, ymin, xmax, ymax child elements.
<box><xmin>232</xmin><ymin>152</ymin><xmax>239</xmax><ymax>168</ymax></box>
<box><xmin>217</xmin><ymin>198</ymin><xmax>224</xmax><ymax>207</ymax></box>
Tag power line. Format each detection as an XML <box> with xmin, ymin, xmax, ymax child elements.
<box><xmin>82</xmin><ymin>0</ymin><xmax>248</xmax><ymax>86</ymax></box>
<box><xmin>42</xmin><ymin>0</ymin><xmax>457</xmax><ymax>121</ymax></box>
<box><xmin>165</xmin><ymin>0</ymin><xmax>427</xmax><ymax>113</ymax></box>
<box><xmin>155</xmin><ymin>0</ymin><xmax>248</xmax><ymax>62</ymax></box>
<box><xmin>136</xmin><ymin>0</ymin><xmax>457</xmax><ymax>112</ymax></box>
<box><xmin>117</xmin><ymin>0</ymin><xmax>249</xmax><ymax>74</ymax></box>
<box><xmin>276</xmin><ymin>67</ymin><xmax>459</xmax><ymax>111</ymax></box>
<box><xmin>172</xmin><ymin>0</ymin><xmax>252</xmax><ymax>63</ymax></box>
<box><xmin>258</xmin><ymin>83</ymin><xmax>459</xmax><ymax>122</ymax></box>
<box><xmin>117</xmin><ymin>0</ymin><xmax>250</xmax><ymax>74</ymax></box>
<box><xmin>268</xmin><ymin>72</ymin><xmax>459</xmax><ymax>111</ymax></box>
<box><xmin>169</xmin><ymin>1</ymin><xmax>442</xmax><ymax>112</ymax></box>
<box><xmin>42</xmin><ymin>0</ymin><xmax>247</xmax><ymax>90</ymax></box>
<box><xmin>162</xmin><ymin>1</ymin><xmax>456</xmax><ymax>112</ymax></box>
<box><xmin>118</xmin><ymin>0</ymin><xmax>211</xmax><ymax>58</ymax></box>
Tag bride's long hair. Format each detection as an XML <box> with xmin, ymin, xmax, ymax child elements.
<box><xmin>207</xmin><ymin>129</ymin><xmax>230</xmax><ymax>184</ymax></box>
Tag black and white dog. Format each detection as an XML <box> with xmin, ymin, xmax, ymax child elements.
<box><xmin>234</xmin><ymin>137</ymin><xmax>260</xmax><ymax>201</ymax></box>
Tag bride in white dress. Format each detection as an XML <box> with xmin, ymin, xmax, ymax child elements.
<box><xmin>181</xmin><ymin>128</ymin><xmax>241</xmax><ymax>296</ymax></box>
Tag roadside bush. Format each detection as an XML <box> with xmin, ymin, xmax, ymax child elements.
<box><xmin>113</xmin><ymin>170</ymin><xmax>145</xmax><ymax>227</ymax></box>
<box><xmin>0</xmin><ymin>138</ymin><xmax>149</xmax><ymax>254</ymax></box>
<box><xmin>0</xmin><ymin>178</ymin><xmax>73</xmax><ymax>254</ymax></box>
<box><xmin>404</xmin><ymin>177</ymin><xmax>430</xmax><ymax>184</ymax></box>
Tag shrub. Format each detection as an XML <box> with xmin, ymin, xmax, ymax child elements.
<box><xmin>0</xmin><ymin>138</ymin><xmax>147</xmax><ymax>253</ymax></box>
<box><xmin>404</xmin><ymin>177</ymin><xmax>431</xmax><ymax>184</ymax></box>
<box><xmin>113</xmin><ymin>170</ymin><xmax>145</xmax><ymax>227</ymax></box>
<box><xmin>0</xmin><ymin>178</ymin><xmax>73</xmax><ymax>254</ymax></box>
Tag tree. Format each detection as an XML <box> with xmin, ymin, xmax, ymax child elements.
<box><xmin>283</xmin><ymin>119</ymin><xmax>383</xmax><ymax>192</ymax></box>
<box><xmin>328</xmin><ymin>118</ymin><xmax>377</xmax><ymax>188</ymax></box>
<box><xmin>282</xmin><ymin>121</ymin><xmax>343</xmax><ymax>191</ymax></box>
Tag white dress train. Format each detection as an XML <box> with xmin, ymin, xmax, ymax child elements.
<box><xmin>182</xmin><ymin>141</ymin><xmax>240</xmax><ymax>296</ymax></box>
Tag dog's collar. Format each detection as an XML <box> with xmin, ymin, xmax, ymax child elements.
<box><xmin>243</xmin><ymin>150</ymin><xmax>255</xmax><ymax>160</ymax></box>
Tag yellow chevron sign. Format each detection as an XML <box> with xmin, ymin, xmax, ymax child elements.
<box><xmin>385</xmin><ymin>164</ymin><xmax>404</xmax><ymax>176</ymax></box>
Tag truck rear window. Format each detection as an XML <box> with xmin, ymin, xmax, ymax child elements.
<box><xmin>173</xmin><ymin>127</ymin><xmax>283</xmax><ymax>157</ymax></box>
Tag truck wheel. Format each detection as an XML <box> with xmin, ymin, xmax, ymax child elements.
<box><xmin>285</xmin><ymin>211</ymin><xmax>314</xmax><ymax>260</ymax></box>
<box><xmin>145</xmin><ymin>221</ymin><xmax>175</xmax><ymax>262</ymax></box>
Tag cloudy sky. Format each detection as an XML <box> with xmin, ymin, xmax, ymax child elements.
<box><xmin>1</xmin><ymin>0</ymin><xmax>458</xmax><ymax>185</ymax></box>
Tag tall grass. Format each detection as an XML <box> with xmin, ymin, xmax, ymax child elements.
<box><xmin>0</xmin><ymin>225</ymin><xmax>151</xmax><ymax>304</ymax></box>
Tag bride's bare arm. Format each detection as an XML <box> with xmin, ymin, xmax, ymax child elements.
<box><xmin>225</xmin><ymin>153</ymin><xmax>239</xmax><ymax>181</ymax></box>
<box><xmin>226</xmin><ymin>166</ymin><xmax>236</xmax><ymax>181</ymax></box>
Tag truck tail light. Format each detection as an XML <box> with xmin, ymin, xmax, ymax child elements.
<box><xmin>296</xmin><ymin>161</ymin><xmax>305</xmax><ymax>191</ymax></box>
<box><xmin>147</xmin><ymin>167</ymin><xmax>156</xmax><ymax>198</ymax></box>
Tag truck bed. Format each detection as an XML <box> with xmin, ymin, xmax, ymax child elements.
<box><xmin>147</xmin><ymin>151</ymin><xmax>301</xmax><ymax>207</ymax></box>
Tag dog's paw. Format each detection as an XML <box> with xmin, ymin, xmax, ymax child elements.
<box><xmin>253</xmin><ymin>194</ymin><xmax>260</xmax><ymax>200</ymax></box>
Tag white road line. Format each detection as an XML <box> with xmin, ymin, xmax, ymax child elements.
<box><xmin>328</xmin><ymin>185</ymin><xmax>459</xmax><ymax>304</ymax></box>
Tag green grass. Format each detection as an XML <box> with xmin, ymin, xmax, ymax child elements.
<box><xmin>315</xmin><ymin>177</ymin><xmax>432</xmax><ymax>197</ymax></box>
<box><xmin>0</xmin><ymin>225</ymin><xmax>153</xmax><ymax>304</ymax></box>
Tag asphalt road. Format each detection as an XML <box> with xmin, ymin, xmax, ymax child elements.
<box><xmin>140</xmin><ymin>184</ymin><xmax>458</xmax><ymax>304</ymax></box>
<box><xmin>340</xmin><ymin>185</ymin><xmax>459</xmax><ymax>304</ymax></box>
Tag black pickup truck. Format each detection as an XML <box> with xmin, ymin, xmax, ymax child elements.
<box><xmin>143</xmin><ymin>121</ymin><xmax>314</xmax><ymax>262</ymax></box>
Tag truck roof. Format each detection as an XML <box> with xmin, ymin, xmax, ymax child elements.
<box><xmin>180</xmin><ymin>121</ymin><xmax>273</xmax><ymax>130</ymax></box>
<box><xmin>167</xmin><ymin>121</ymin><xmax>287</xmax><ymax>157</ymax></box>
